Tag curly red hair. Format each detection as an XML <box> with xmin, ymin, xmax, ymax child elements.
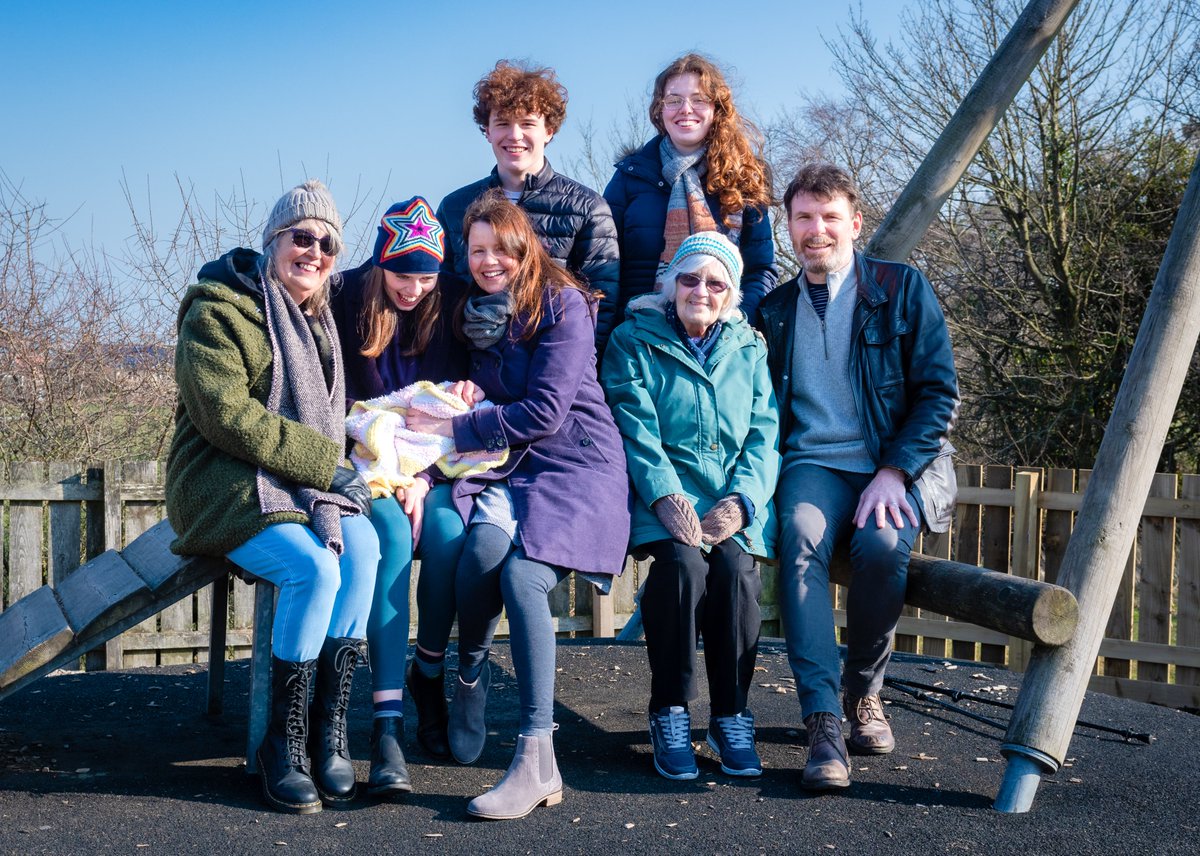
<box><xmin>472</xmin><ymin>60</ymin><xmax>568</xmax><ymax>134</ymax></box>
<box><xmin>650</xmin><ymin>53</ymin><xmax>772</xmax><ymax>223</ymax></box>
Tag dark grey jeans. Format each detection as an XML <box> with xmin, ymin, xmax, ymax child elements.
<box><xmin>776</xmin><ymin>463</ymin><xmax>922</xmax><ymax>717</ymax></box>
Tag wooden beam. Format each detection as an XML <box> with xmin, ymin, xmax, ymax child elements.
<box><xmin>1002</xmin><ymin>150</ymin><xmax>1200</xmax><ymax>807</ymax></box>
<box><xmin>866</xmin><ymin>0</ymin><xmax>1083</xmax><ymax>262</ymax></box>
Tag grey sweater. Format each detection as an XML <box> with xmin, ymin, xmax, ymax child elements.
<box><xmin>785</xmin><ymin>266</ymin><xmax>874</xmax><ymax>473</ymax></box>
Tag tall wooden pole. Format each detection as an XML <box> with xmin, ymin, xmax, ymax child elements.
<box><xmin>996</xmin><ymin>152</ymin><xmax>1200</xmax><ymax>812</ymax></box>
<box><xmin>865</xmin><ymin>0</ymin><xmax>1081</xmax><ymax>262</ymax></box>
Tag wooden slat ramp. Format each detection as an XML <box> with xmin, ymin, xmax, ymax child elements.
<box><xmin>0</xmin><ymin>519</ymin><xmax>226</xmax><ymax>702</ymax></box>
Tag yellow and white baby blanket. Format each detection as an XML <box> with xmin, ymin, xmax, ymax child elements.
<box><xmin>345</xmin><ymin>381</ymin><xmax>508</xmax><ymax>499</ymax></box>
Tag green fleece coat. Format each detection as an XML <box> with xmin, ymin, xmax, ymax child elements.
<box><xmin>602</xmin><ymin>297</ymin><xmax>781</xmax><ymax>558</ymax></box>
<box><xmin>165</xmin><ymin>248</ymin><xmax>343</xmax><ymax>557</ymax></box>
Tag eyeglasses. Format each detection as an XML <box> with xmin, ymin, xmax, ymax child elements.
<box><xmin>287</xmin><ymin>228</ymin><xmax>337</xmax><ymax>255</ymax></box>
<box><xmin>676</xmin><ymin>272</ymin><xmax>729</xmax><ymax>293</ymax></box>
<box><xmin>662</xmin><ymin>95</ymin><xmax>713</xmax><ymax>112</ymax></box>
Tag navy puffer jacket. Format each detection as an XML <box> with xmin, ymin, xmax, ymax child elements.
<box><xmin>603</xmin><ymin>136</ymin><xmax>778</xmax><ymax>324</ymax></box>
<box><xmin>436</xmin><ymin>160</ymin><xmax>620</xmax><ymax>348</ymax></box>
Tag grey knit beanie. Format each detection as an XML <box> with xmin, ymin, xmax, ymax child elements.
<box><xmin>262</xmin><ymin>179</ymin><xmax>344</xmax><ymax>254</ymax></box>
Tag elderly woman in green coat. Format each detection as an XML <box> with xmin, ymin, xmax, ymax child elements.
<box><xmin>602</xmin><ymin>231</ymin><xmax>780</xmax><ymax>782</ymax></box>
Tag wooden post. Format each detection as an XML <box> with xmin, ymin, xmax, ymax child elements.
<box><xmin>997</xmin><ymin>151</ymin><xmax>1200</xmax><ymax>813</ymax></box>
<box><xmin>1009</xmin><ymin>470</ymin><xmax>1042</xmax><ymax>671</ymax></box>
<box><xmin>865</xmin><ymin>0</ymin><xmax>1083</xmax><ymax>262</ymax></box>
<box><xmin>103</xmin><ymin>460</ymin><xmax>125</xmax><ymax>670</ymax></box>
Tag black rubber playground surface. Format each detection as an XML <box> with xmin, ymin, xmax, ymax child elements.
<box><xmin>1</xmin><ymin>639</ymin><xmax>1196</xmax><ymax>855</ymax></box>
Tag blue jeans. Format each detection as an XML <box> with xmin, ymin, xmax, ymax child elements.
<box><xmin>776</xmin><ymin>463</ymin><xmax>922</xmax><ymax>717</ymax></box>
<box><xmin>366</xmin><ymin>484</ymin><xmax>467</xmax><ymax>692</ymax></box>
<box><xmin>226</xmin><ymin>514</ymin><xmax>380</xmax><ymax>662</ymax></box>
<box><xmin>456</xmin><ymin>523</ymin><xmax>567</xmax><ymax>736</ymax></box>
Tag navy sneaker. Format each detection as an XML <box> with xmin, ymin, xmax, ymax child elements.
<box><xmin>707</xmin><ymin>710</ymin><xmax>763</xmax><ymax>777</ymax></box>
<box><xmin>648</xmin><ymin>706</ymin><xmax>698</xmax><ymax>780</ymax></box>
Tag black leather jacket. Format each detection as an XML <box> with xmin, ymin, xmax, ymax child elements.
<box><xmin>756</xmin><ymin>252</ymin><xmax>959</xmax><ymax>531</ymax></box>
<box><xmin>435</xmin><ymin>160</ymin><xmax>621</xmax><ymax>347</ymax></box>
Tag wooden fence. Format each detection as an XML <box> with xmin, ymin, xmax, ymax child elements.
<box><xmin>2</xmin><ymin>461</ymin><xmax>1198</xmax><ymax>708</ymax></box>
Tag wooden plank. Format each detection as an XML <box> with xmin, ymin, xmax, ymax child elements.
<box><xmin>1137</xmin><ymin>473</ymin><xmax>1176</xmax><ymax>683</ymax></box>
<box><xmin>1087</xmin><ymin>675</ymin><xmax>1200</xmax><ymax>711</ymax></box>
<box><xmin>979</xmin><ymin>465</ymin><xmax>1012</xmax><ymax>664</ymax></box>
<box><xmin>0</xmin><ymin>586</ymin><xmax>74</xmax><ymax>690</ymax></box>
<box><xmin>55</xmin><ymin>550</ymin><xmax>151</xmax><ymax>638</ymax></box>
<box><xmin>47</xmin><ymin>462</ymin><xmax>84</xmax><ymax>587</ymax></box>
<box><xmin>834</xmin><ymin>611</ymin><xmax>1010</xmax><ymax>646</ymax></box>
<box><xmin>1098</xmin><ymin>638</ymin><xmax>1200</xmax><ymax>669</ymax></box>
<box><xmin>120</xmin><ymin>461</ymin><xmax>164</xmax><ymax>667</ymax></box>
<box><xmin>758</xmin><ymin>557</ymin><xmax>780</xmax><ymax>638</ymax></box>
<box><xmin>8</xmin><ymin>462</ymin><xmax>46</xmax><ymax>602</ymax></box>
<box><xmin>1008</xmin><ymin>470</ymin><xmax>1042</xmax><ymax>671</ymax></box>
<box><xmin>208</xmin><ymin>577</ymin><xmax>228</xmax><ymax>708</ymax></box>
<box><xmin>232</xmin><ymin>575</ymin><xmax>256</xmax><ymax>659</ymax></box>
<box><xmin>548</xmin><ymin>574</ymin><xmax>572</xmax><ymax>638</ymax></box>
<box><xmin>917</xmin><ymin>529</ymin><xmax>951</xmax><ymax>658</ymax></box>
<box><xmin>1041</xmin><ymin>468</ymin><xmax>1076</xmax><ymax>585</ymax></box>
<box><xmin>1179</xmin><ymin>475</ymin><xmax>1200</xmax><ymax>687</ymax></box>
<box><xmin>0</xmin><ymin>483</ymin><xmax>104</xmax><ymax>501</ymax></box>
<box><xmin>84</xmin><ymin>465</ymin><xmax>108</xmax><ymax>671</ymax></box>
<box><xmin>951</xmin><ymin>464</ymin><xmax>982</xmax><ymax>661</ymax></box>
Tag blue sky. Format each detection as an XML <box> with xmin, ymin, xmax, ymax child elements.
<box><xmin>2</xmin><ymin>0</ymin><xmax>905</xmax><ymax>260</ymax></box>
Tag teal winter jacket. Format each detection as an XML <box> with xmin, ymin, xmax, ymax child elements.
<box><xmin>602</xmin><ymin>297</ymin><xmax>781</xmax><ymax>557</ymax></box>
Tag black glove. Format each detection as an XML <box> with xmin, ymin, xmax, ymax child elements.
<box><xmin>330</xmin><ymin>465</ymin><xmax>372</xmax><ymax>517</ymax></box>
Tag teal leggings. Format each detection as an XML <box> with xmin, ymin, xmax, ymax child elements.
<box><xmin>366</xmin><ymin>483</ymin><xmax>467</xmax><ymax>692</ymax></box>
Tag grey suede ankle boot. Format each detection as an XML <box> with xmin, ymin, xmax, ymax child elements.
<box><xmin>466</xmin><ymin>732</ymin><xmax>563</xmax><ymax>820</ymax></box>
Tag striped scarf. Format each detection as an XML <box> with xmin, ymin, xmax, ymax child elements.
<box><xmin>658</xmin><ymin>138</ymin><xmax>717</xmax><ymax>280</ymax></box>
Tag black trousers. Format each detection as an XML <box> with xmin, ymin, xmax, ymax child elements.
<box><xmin>641</xmin><ymin>539</ymin><xmax>761</xmax><ymax>716</ymax></box>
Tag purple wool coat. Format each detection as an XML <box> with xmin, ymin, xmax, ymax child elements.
<box><xmin>450</xmin><ymin>286</ymin><xmax>631</xmax><ymax>576</ymax></box>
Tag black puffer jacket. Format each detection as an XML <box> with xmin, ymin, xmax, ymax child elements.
<box><xmin>435</xmin><ymin>160</ymin><xmax>621</xmax><ymax>347</ymax></box>
<box><xmin>603</xmin><ymin>136</ymin><xmax>778</xmax><ymax>324</ymax></box>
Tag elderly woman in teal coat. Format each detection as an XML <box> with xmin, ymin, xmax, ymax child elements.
<box><xmin>602</xmin><ymin>231</ymin><xmax>780</xmax><ymax>782</ymax></box>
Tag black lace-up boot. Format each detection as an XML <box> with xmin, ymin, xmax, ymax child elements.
<box><xmin>257</xmin><ymin>657</ymin><xmax>321</xmax><ymax>814</ymax></box>
<box><xmin>309</xmin><ymin>636</ymin><xmax>365</xmax><ymax>805</ymax></box>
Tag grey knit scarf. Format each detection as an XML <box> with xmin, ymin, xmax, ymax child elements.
<box><xmin>256</xmin><ymin>259</ymin><xmax>356</xmax><ymax>554</ymax></box>
<box><xmin>462</xmin><ymin>291</ymin><xmax>514</xmax><ymax>350</ymax></box>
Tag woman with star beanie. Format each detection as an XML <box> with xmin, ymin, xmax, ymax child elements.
<box><xmin>331</xmin><ymin>197</ymin><xmax>472</xmax><ymax>797</ymax></box>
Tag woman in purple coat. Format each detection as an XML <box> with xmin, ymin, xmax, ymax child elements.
<box><xmin>407</xmin><ymin>190</ymin><xmax>630</xmax><ymax>820</ymax></box>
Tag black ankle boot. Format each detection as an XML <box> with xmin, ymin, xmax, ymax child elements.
<box><xmin>368</xmin><ymin>716</ymin><xmax>412</xmax><ymax>797</ymax></box>
<box><xmin>257</xmin><ymin>657</ymin><xmax>321</xmax><ymax>814</ymax></box>
<box><xmin>310</xmin><ymin>636</ymin><xmax>364</xmax><ymax>805</ymax></box>
<box><xmin>406</xmin><ymin>660</ymin><xmax>450</xmax><ymax>759</ymax></box>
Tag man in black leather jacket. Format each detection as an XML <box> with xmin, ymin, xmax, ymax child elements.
<box><xmin>436</xmin><ymin>60</ymin><xmax>620</xmax><ymax>349</ymax></box>
<box><xmin>755</xmin><ymin>163</ymin><xmax>959</xmax><ymax>792</ymax></box>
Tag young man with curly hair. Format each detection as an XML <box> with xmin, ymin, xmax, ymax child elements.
<box><xmin>436</xmin><ymin>60</ymin><xmax>621</xmax><ymax>348</ymax></box>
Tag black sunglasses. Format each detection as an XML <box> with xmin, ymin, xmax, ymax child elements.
<box><xmin>287</xmin><ymin>228</ymin><xmax>337</xmax><ymax>255</ymax></box>
<box><xmin>675</xmin><ymin>272</ymin><xmax>730</xmax><ymax>293</ymax></box>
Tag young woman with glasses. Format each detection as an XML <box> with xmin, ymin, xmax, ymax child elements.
<box><xmin>603</xmin><ymin>53</ymin><xmax>777</xmax><ymax>326</ymax></box>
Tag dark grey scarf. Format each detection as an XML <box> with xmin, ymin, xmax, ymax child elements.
<box><xmin>462</xmin><ymin>291</ymin><xmax>514</xmax><ymax>349</ymax></box>
<box><xmin>256</xmin><ymin>259</ymin><xmax>356</xmax><ymax>554</ymax></box>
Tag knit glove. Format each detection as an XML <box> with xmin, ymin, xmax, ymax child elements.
<box><xmin>653</xmin><ymin>494</ymin><xmax>703</xmax><ymax>547</ymax></box>
<box><xmin>700</xmin><ymin>495</ymin><xmax>747</xmax><ymax>545</ymax></box>
<box><xmin>330</xmin><ymin>465</ymin><xmax>373</xmax><ymax>517</ymax></box>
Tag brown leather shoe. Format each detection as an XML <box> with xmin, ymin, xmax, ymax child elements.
<box><xmin>801</xmin><ymin>712</ymin><xmax>850</xmax><ymax>790</ymax></box>
<box><xmin>843</xmin><ymin>694</ymin><xmax>895</xmax><ymax>755</ymax></box>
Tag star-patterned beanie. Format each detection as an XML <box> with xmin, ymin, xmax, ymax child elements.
<box><xmin>372</xmin><ymin>197</ymin><xmax>445</xmax><ymax>274</ymax></box>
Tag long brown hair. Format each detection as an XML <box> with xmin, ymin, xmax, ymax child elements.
<box><xmin>458</xmin><ymin>190</ymin><xmax>587</xmax><ymax>341</ymax></box>
<box><xmin>357</xmin><ymin>266</ymin><xmax>441</xmax><ymax>358</ymax></box>
<box><xmin>650</xmin><ymin>53</ymin><xmax>772</xmax><ymax>223</ymax></box>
